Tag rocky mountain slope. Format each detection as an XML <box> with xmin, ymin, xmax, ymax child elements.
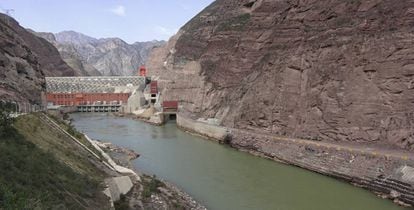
<box><xmin>0</xmin><ymin>13</ymin><xmax>77</xmax><ymax>104</ymax></box>
<box><xmin>34</xmin><ymin>31</ymin><xmax>102</xmax><ymax>76</ymax></box>
<box><xmin>147</xmin><ymin>0</ymin><xmax>414</xmax><ymax>151</ymax></box>
<box><xmin>37</xmin><ymin>31</ymin><xmax>165</xmax><ymax>76</ymax></box>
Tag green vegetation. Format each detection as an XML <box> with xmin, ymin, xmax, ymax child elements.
<box><xmin>0</xmin><ymin>131</ymin><xmax>100</xmax><ymax>209</ymax></box>
<box><xmin>0</xmin><ymin>101</ymin><xmax>15</xmax><ymax>136</ymax></box>
<box><xmin>142</xmin><ymin>175</ymin><xmax>165</xmax><ymax>198</ymax></box>
<box><xmin>15</xmin><ymin>114</ymin><xmax>104</xmax><ymax>178</ymax></box>
<box><xmin>0</xmin><ymin>111</ymin><xmax>109</xmax><ymax>209</ymax></box>
<box><xmin>114</xmin><ymin>194</ymin><xmax>129</xmax><ymax>210</ymax></box>
<box><xmin>46</xmin><ymin>113</ymin><xmax>103</xmax><ymax>159</ymax></box>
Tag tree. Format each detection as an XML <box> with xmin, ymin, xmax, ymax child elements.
<box><xmin>0</xmin><ymin>101</ymin><xmax>16</xmax><ymax>137</ymax></box>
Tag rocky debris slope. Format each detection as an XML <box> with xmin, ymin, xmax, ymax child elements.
<box><xmin>147</xmin><ymin>0</ymin><xmax>414</xmax><ymax>151</ymax></box>
<box><xmin>37</xmin><ymin>30</ymin><xmax>165</xmax><ymax>76</ymax></box>
<box><xmin>0</xmin><ymin>13</ymin><xmax>77</xmax><ymax>103</ymax></box>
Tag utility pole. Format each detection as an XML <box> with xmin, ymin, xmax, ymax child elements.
<box><xmin>4</xmin><ymin>9</ymin><xmax>14</xmax><ymax>15</ymax></box>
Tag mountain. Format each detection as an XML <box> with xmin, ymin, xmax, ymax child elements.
<box><xmin>0</xmin><ymin>13</ymin><xmax>77</xmax><ymax>104</ymax></box>
<box><xmin>55</xmin><ymin>30</ymin><xmax>99</xmax><ymax>45</ymax></box>
<box><xmin>34</xmin><ymin>31</ymin><xmax>102</xmax><ymax>76</ymax></box>
<box><xmin>37</xmin><ymin>31</ymin><xmax>165</xmax><ymax>76</ymax></box>
<box><xmin>147</xmin><ymin>0</ymin><xmax>414</xmax><ymax>151</ymax></box>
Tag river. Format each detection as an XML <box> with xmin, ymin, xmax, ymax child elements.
<box><xmin>70</xmin><ymin>113</ymin><xmax>406</xmax><ymax>210</ymax></box>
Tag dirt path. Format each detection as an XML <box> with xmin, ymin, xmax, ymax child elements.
<box><xmin>231</xmin><ymin>128</ymin><xmax>414</xmax><ymax>161</ymax></box>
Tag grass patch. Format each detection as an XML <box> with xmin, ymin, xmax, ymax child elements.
<box><xmin>0</xmin><ymin>126</ymin><xmax>105</xmax><ymax>209</ymax></box>
<box><xmin>45</xmin><ymin>113</ymin><xmax>103</xmax><ymax>160</ymax></box>
<box><xmin>14</xmin><ymin>114</ymin><xmax>105</xmax><ymax>181</ymax></box>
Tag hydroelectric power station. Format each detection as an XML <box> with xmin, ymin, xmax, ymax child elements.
<box><xmin>45</xmin><ymin>67</ymin><xmax>178</xmax><ymax>123</ymax></box>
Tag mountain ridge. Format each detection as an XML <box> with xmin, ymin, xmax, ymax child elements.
<box><xmin>35</xmin><ymin>30</ymin><xmax>166</xmax><ymax>76</ymax></box>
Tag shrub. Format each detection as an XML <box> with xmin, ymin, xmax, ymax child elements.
<box><xmin>0</xmin><ymin>102</ymin><xmax>16</xmax><ymax>137</ymax></box>
<box><xmin>142</xmin><ymin>175</ymin><xmax>164</xmax><ymax>198</ymax></box>
<box><xmin>114</xmin><ymin>194</ymin><xmax>129</xmax><ymax>210</ymax></box>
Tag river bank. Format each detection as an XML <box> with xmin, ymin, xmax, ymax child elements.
<box><xmin>71</xmin><ymin>113</ymin><xmax>408</xmax><ymax>210</ymax></box>
<box><xmin>114</xmin><ymin>112</ymin><xmax>165</xmax><ymax>126</ymax></box>
<box><xmin>93</xmin><ymin>139</ymin><xmax>207</xmax><ymax>210</ymax></box>
<box><xmin>175</xmin><ymin>114</ymin><xmax>414</xmax><ymax>207</ymax></box>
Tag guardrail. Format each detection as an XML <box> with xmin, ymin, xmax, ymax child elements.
<box><xmin>0</xmin><ymin>99</ymin><xmax>44</xmax><ymax>114</ymax></box>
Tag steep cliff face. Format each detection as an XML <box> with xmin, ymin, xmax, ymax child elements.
<box><xmin>0</xmin><ymin>14</ymin><xmax>76</xmax><ymax>103</ymax></box>
<box><xmin>38</xmin><ymin>31</ymin><xmax>165</xmax><ymax>76</ymax></box>
<box><xmin>148</xmin><ymin>0</ymin><xmax>414</xmax><ymax>150</ymax></box>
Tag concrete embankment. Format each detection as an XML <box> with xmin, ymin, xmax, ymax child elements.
<box><xmin>177</xmin><ymin>115</ymin><xmax>229</xmax><ymax>142</ymax></box>
<box><xmin>176</xmin><ymin>114</ymin><xmax>414</xmax><ymax>207</ymax></box>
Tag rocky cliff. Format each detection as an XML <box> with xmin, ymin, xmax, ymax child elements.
<box><xmin>38</xmin><ymin>31</ymin><xmax>165</xmax><ymax>76</ymax></box>
<box><xmin>147</xmin><ymin>0</ymin><xmax>414</xmax><ymax>151</ymax></box>
<box><xmin>34</xmin><ymin>31</ymin><xmax>102</xmax><ymax>76</ymax></box>
<box><xmin>0</xmin><ymin>13</ymin><xmax>76</xmax><ymax>103</ymax></box>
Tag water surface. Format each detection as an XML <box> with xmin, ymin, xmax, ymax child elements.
<box><xmin>71</xmin><ymin>113</ymin><xmax>406</xmax><ymax>210</ymax></box>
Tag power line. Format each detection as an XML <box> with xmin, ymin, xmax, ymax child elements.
<box><xmin>3</xmin><ymin>9</ymin><xmax>14</xmax><ymax>16</ymax></box>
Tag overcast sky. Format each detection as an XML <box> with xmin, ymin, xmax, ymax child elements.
<box><xmin>0</xmin><ymin>0</ymin><xmax>214</xmax><ymax>43</ymax></box>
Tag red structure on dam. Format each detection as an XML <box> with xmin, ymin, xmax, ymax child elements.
<box><xmin>139</xmin><ymin>66</ymin><xmax>147</xmax><ymax>77</ymax></box>
<box><xmin>45</xmin><ymin>76</ymin><xmax>146</xmax><ymax>112</ymax></box>
<box><xmin>46</xmin><ymin>93</ymin><xmax>130</xmax><ymax>106</ymax></box>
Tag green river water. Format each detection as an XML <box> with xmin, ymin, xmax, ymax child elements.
<box><xmin>71</xmin><ymin>113</ymin><xmax>407</xmax><ymax>210</ymax></box>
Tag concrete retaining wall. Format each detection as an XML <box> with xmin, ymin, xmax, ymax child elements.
<box><xmin>47</xmin><ymin>106</ymin><xmax>77</xmax><ymax>117</ymax></box>
<box><xmin>104</xmin><ymin>176</ymin><xmax>134</xmax><ymax>202</ymax></box>
<box><xmin>176</xmin><ymin>115</ymin><xmax>228</xmax><ymax>142</ymax></box>
<box><xmin>84</xmin><ymin>135</ymin><xmax>139</xmax><ymax>179</ymax></box>
<box><xmin>177</xmin><ymin>115</ymin><xmax>414</xmax><ymax>206</ymax></box>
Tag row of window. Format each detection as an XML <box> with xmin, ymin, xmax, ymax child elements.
<box><xmin>51</xmin><ymin>94</ymin><xmax>130</xmax><ymax>99</ymax></box>
<box><xmin>53</xmin><ymin>94</ymin><xmax>75</xmax><ymax>99</ymax></box>
<box><xmin>51</xmin><ymin>101</ymin><xmax>124</xmax><ymax>106</ymax></box>
<box><xmin>55</xmin><ymin>101</ymin><xmax>74</xmax><ymax>106</ymax></box>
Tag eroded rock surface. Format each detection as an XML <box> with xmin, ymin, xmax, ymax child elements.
<box><xmin>148</xmin><ymin>0</ymin><xmax>414</xmax><ymax>150</ymax></box>
<box><xmin>0</xmin><ymin>13</ymin><xmax>76</xmax><ymax>103</ymax></box>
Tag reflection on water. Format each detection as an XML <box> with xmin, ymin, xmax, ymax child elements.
<box><xmin>71</xmin><ymin>113</ymin><xmax>406</xmax><ymax>210</ymax></box>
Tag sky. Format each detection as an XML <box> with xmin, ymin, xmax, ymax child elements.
<box><xmin>0</xmin><ymin>0</ymin><xmax>214</xmax><ymax>43</ymax></box>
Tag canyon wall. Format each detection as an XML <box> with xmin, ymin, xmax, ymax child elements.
<box><xmin>0</xmin><ymin>13</ymin><xmax>76</xmax><ymax>103</ymax></box>
<box><xmin>148</xmin><ymin>0</ymin><xmax>414</xmax><ymax>151</ymax></box>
